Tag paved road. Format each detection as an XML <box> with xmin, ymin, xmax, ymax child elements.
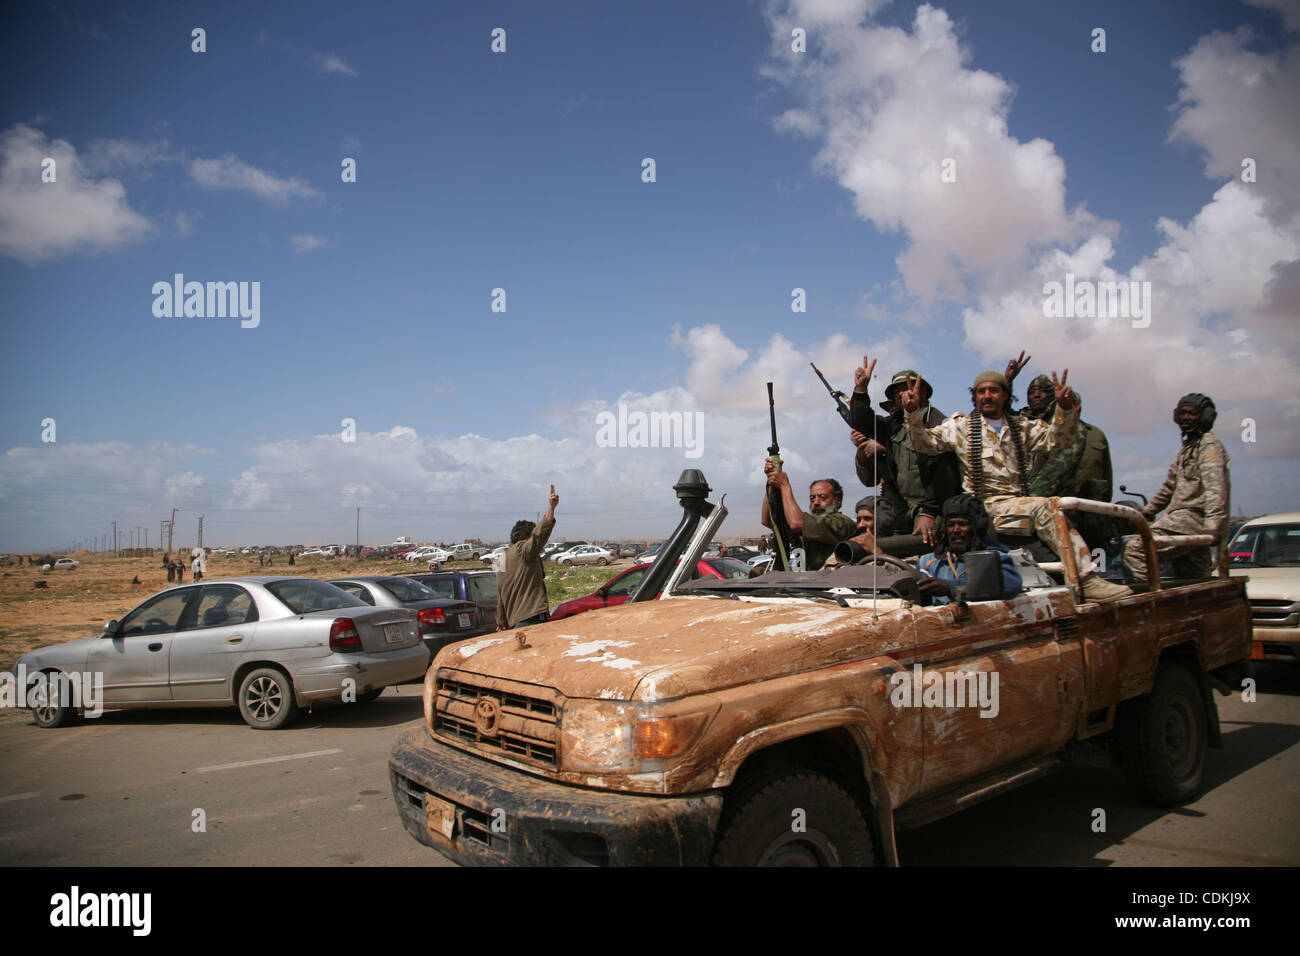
<box><xmin>1</xmin><ymin>664</ymin><xmax>1296</xmax><ymax>867</ymax></box>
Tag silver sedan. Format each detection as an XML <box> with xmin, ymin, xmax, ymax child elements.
<box><xmin>16</xmin><ymin>577</ymin><xmax>429</xmax><ymax>730</ymax></box>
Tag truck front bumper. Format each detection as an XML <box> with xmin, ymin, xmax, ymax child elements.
<box><xmin>389</xmin><ymin>726</ymin><xmax>725</xmax><ymax>866</ymax></box>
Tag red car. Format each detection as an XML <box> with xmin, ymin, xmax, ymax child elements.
<box><xmin>549</xmin><ymin>557</ymin><xmax>752</xmax><ymax>621</ymax></box>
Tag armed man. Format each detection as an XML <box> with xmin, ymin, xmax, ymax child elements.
<box><xmin>915</xmin><ymin>495</ymin><xmax>1023</xmax><ymax>606</ymax></box>
<box><xmin>1122</xmin><ymin>394</ymin><xmax>1230</xmax><ymax>583</ymax></box>
<box><xmin>847</xmin><ymin>356</ymin><xmax>959</xmax><ymax>547</ymax></box>
<box><xmin>760</xmin><ymin>463</ymin><xmax>855</xmax><ymax>571</ymax></box>
<box><xmin>898</xmin><ymin>369</ymin><xmax>1133</xmax><ymax>603</ymax></box>
<box><xmin>1012</xmin><ymin>370</ymin><xmax>1114</xmax><ymax>504</ymax></box>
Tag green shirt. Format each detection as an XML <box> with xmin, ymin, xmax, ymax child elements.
<box><xmin>800</xmin><ymin>510</ymin><xmax>856</xmax><ymax>571</ymax></box>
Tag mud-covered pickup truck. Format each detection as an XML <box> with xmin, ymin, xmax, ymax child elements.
<box><xmin>389</xmin><ymin>471</ymin><xmax>1252</xmax><ymax>865</ymax></box>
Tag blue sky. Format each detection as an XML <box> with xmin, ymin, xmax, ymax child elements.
<box><xmin>1</xmin><ymin>0</ymin><xmax>1297</xmax><ymax>551</ymax></box>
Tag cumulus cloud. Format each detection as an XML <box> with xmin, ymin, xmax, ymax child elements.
<box><xmin>189</xmin><ymin>154</ymin><xmax>320</xmax><ymax>205</ymax></box>
<box><xmin>762</xmin><ymin>3</ymin><xmax>1098</xmax><ymax>301</ymax></box>
<box><xmin>0</xmin><ymin>124</ymin><xmax>152</xmax><ymax>265</ymax></box>
<box><xmin>1170</xmin><ymin>25</ymin><xmax>1300</xmax><ymax>223</ymax></box>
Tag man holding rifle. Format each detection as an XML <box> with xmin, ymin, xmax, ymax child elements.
<box><xmin>761</xmin><ymin>466</ymin><xmax>855</xmax><ymax>571</ymax></box>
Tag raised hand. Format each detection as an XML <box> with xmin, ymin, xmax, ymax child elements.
<box><xmin>1004</xmin><ymin>351</ymin><xmax>1031</xmax><ymax>383</ymax></box>
<box><xmin>898</xmin><ymin>373</ymin><xmax>922</xmax><ymax>413</ymax></box>
<box><xmin>548</xmin><ymin>484</ymin><xmax>559</xmax><ymax>509</ymax></box>
<box><xmin>1051</xmin><ymin>370</ymin><xmax>1075</xmax><ymax>411</ymax></box>
<box><xmin>853</xmin><ymin>354</ymin><xmax>877</xmax><ymax>394</ymax></box>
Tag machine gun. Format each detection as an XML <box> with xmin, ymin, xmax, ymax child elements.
<box><xmin>765</xmin><ymin>382</ymin><xmax>797</xmax><ymax>573</ymax></box>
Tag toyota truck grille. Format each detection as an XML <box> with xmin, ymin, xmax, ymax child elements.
<box><xmin>433</xmin><ymin>673</ymin><xmax>560</xmax><ymax>768</ymax></box>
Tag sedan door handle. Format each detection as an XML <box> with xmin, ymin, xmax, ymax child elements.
<box><xmin>226</xmin><ymin>635</ymin><xmax>244</xmax><ymax>644</ymax></box>
<box><xmin>148</xmin><ymin>643</ymin><xmax>164</xmax><ymax>652</ymax></box>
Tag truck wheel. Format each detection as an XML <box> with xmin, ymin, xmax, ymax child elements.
<box><xmin>237</xmin><ymin>667</ymin><xmax>299</xmax><ymax>730</ymax></box>
<box><xmin>1120</xmin><ymin>662</ymin><xmax>1208</xmax><ymax>806</ymax></box>
<box><xmin>711</xmin><ymin>771</ymin><xmax>873</xmax><ymax>866</ymax></box>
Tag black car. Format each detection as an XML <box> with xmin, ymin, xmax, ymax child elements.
<box><xmin>403</xmin><ymin>570</ymin><xmax>499</xmax><ymax>636</ymax></box>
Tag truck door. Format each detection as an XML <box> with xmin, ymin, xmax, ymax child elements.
<box><xmin>915</xmin><ymin>597</ymin><xmax>1081</xmax><ymax>795</ymax></box>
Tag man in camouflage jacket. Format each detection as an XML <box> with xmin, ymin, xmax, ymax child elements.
<box><xmin>1123</xmin><ymin>394</ymin><xmax>1230</xmax><ymax>582</ymax></box>
<box><xmin>898</xmin><ymin>369</ymin><xmax>1132</xmax><ymax>603</ymax></box>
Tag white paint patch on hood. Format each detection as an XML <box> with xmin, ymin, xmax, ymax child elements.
<box><xmin>682</xmin><ymin>604</ymin><xmax>774</xmax><ymax>628</ymax></box>
<box><xmin>457</xmin><ymin>637</ymin><xmax>507</xmax><ymax>658</ymax></box>
<box><xmin>563</xmin><ymin>639</ymin><xmax>635</xmax><ymax>658</ymax></box>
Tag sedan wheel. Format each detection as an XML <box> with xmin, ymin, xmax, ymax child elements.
<box><xmin>237</xmin><ymin>667</ymin><xmax>299</xmax><ymax>730</ymax></box>
<box><xmin>30</xmin><ymin>671</ymin><xmax>79</xmax><ymax>728</ymax></box>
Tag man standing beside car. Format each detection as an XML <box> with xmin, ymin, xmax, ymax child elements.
<box><xmin>497</xmin><ymin>484</ymin><xmax>559</xmax><ymax>630</ymax></box>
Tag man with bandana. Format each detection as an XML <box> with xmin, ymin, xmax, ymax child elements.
<box><xmin>915</xmin><ymin>495</ymin><xmax>1023</xmax><ymax>606</ymax></box>
<box><xmin>898</xmin><ymin>368</ymin><xmax>1133</xmax><ymax>603</ymax></box>
<box><xmin>1015</xmin><ymin>371</ymin><xmax>1114</xmax><ymax>503</ymax></box>
<box><xmin>1122</xmin><ymin>394</ymin><xmax>1230</xmax><ymax>583</ymax></box>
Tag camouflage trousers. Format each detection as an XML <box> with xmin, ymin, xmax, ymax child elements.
<box><xmin>1122</xmin><ymin>511</ymin><xmax>1215</xmax><ymax>583</ymax></box>
<box><xmin>986</xmin><ymin>495</ymin><xmax>1095</xmax><ymax>576</ymax></box>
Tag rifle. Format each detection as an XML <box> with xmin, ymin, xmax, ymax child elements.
<box><xmin>810</xmin><ymin>362</ymin><xmax>854</xmax><ymax>428</ymax></box>
<box><xmin>765</xmin><ymin>382</ymin><xmax>797</xmax><ymax>572</ymax></box>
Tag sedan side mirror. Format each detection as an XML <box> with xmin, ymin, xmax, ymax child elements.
<box><xmin>103</xmin><ymin>620</ymin><xmax>121</xmax><ymax>638</ymax></box>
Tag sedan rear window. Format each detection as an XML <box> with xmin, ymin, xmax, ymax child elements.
<box><xmin>266</xmin><ymin>579</ymin><xmax>367</xmax><ymax>614</ymax></box>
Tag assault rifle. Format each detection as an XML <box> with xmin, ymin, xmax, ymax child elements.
<box><xmin>810</xmin><ymin>362</ymin><xmax>854</xmax><ymax>428</ymax></box>
<box><xmin>765</xmin><ymin>382</ymin><xmax>797</xmax><ymax>573</ymax></box>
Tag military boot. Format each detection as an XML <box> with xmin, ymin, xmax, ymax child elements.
<box><xmin>1080</xmin><ymin>573</ymin><xmax>1133</xmax><ymax>603</ymax></box>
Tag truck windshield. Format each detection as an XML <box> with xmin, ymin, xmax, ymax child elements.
<box><xmin>1229</xmin><ymin>523</ymin><xmax>1300</xmax><ymax>567</ymax></box>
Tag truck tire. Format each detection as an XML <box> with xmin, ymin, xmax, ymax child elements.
<box><xmin>1120</xmin><ymin>662</ymin><xmax>1208</xmax><ymax>806</ymax></box>
<box><xmin>711</xmin><ymin>771</ymin><xmax>873</xmax><ymax>866</ymax></box>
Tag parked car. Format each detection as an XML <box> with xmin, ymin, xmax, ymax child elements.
<box><xmin>554</xmin><ymin>545</ymin><xmax>614</xmax><ymax>567</ymax></box>
<box><xmin>549</xmin><ymin>557</ymin><xmax>752</xmax><ymax>621</ymax></box>
<box><xmin>329</xmin><ymin>575</ymin><xmax>480</xmax><ymax>655</ymax></box>
<box><xmin>546</xmin><ymin>541</ymin><xmax>590</xmax><ymax>561</ymax></box>
<box><xmin>297</xmin><ymin>548</ymin><xmax>330</xmax><ymax>559</ymax></box>
<box><xmin>17</xmin><ymin>577</ymin><xmax>428</xmax><ymax>730</ymax></box>
<box><xmin>479</xmin><ymin>546</ymin><xmax>507</xmax><ymax>565</ymax></box>
<box><xmin>52</xmin><ymin>558</ymin><xmax>80</xmax><ymax>570</ymax></box>
<box><xmin>404</xmin><ymin>570</ymin><xmax>499</xmax><ymax>636</ymax></box>
<box><xmin>1228</xmin><ymin>512</ymin><xmax>1300</xmax><ymax>664</ymax></box>
<box><xmin>635</xmin><ymin>542</ymin><xmax>666</xmax><ymax>563</ymax></box>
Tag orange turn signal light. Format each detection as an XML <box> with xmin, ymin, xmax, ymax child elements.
<box><xmin>634</xmin><ymin>714</ymin><xmax>707</xmax><ymax>760</ymax></box>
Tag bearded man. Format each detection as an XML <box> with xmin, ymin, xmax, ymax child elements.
<box><xmin>898</xmin><ymin>369</ymin><xmax>1132</xmax><ymax>604</ymax></box>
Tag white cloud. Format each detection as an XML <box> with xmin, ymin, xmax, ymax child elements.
<box><xmin>762</xmin><ymin>3</ymin><xmax>1098</xmax><ymax>301</ymax></box>
<box><xmin>189</xmin><ymin>154</ymin><xmax>320</xmax><ymax>205</ymax></box>
<box><xmin>313</xmin><ymin>52</ymin><xmax>359</xmax><ymax>76</ymax></box>
<box><xmin>1170</xmin><ymin>25</ymin><xmax>1300</xmax><ymax>223</ymax></box>
<box><xmin>290</xmin><ymin>233</ymin><xmax>328</xmax><ymax>253</ymax></box>
<box><xmin>0</xmin><ymin>124</ymin><xmax>152</xmax><ymax>265</ymax></box>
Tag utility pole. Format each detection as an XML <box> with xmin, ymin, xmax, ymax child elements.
<box><xmin>112</xmin><ymin>521</ymin><xmax>117</xmax><ymax>555</ymax></box>
<box><xmin>197</xmin><ymin>515</ymin><xmax>204</xmax><ymax>550</ymax></box>
<box><xmin>168</xmin><ymin>508</ymin><xmax>176</xmax><ymax>553</ymax></box>
<box><xmin>356</xmin><ymin>507</ymin><xmax>360</xmax><ymax>556</ymax></box>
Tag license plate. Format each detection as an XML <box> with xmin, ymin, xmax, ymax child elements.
<box><xmin>384</xmin><ymin>623</ymin><xmax>406</xmax><ymax>644</ymax></box>
<box><xmin>457</xmin><ymin>613</ymin><xmax>472</xmax><ymax>629</ymax></box>
<box><xmin>424</xmin><ymin>793</ymin><xmax>457</xmax><ymax>842</ymax></box>
<box><xmin>1250</xmin><ymin>641</ymin><xmax>1264</xmax><ymax>660</ymax></box>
